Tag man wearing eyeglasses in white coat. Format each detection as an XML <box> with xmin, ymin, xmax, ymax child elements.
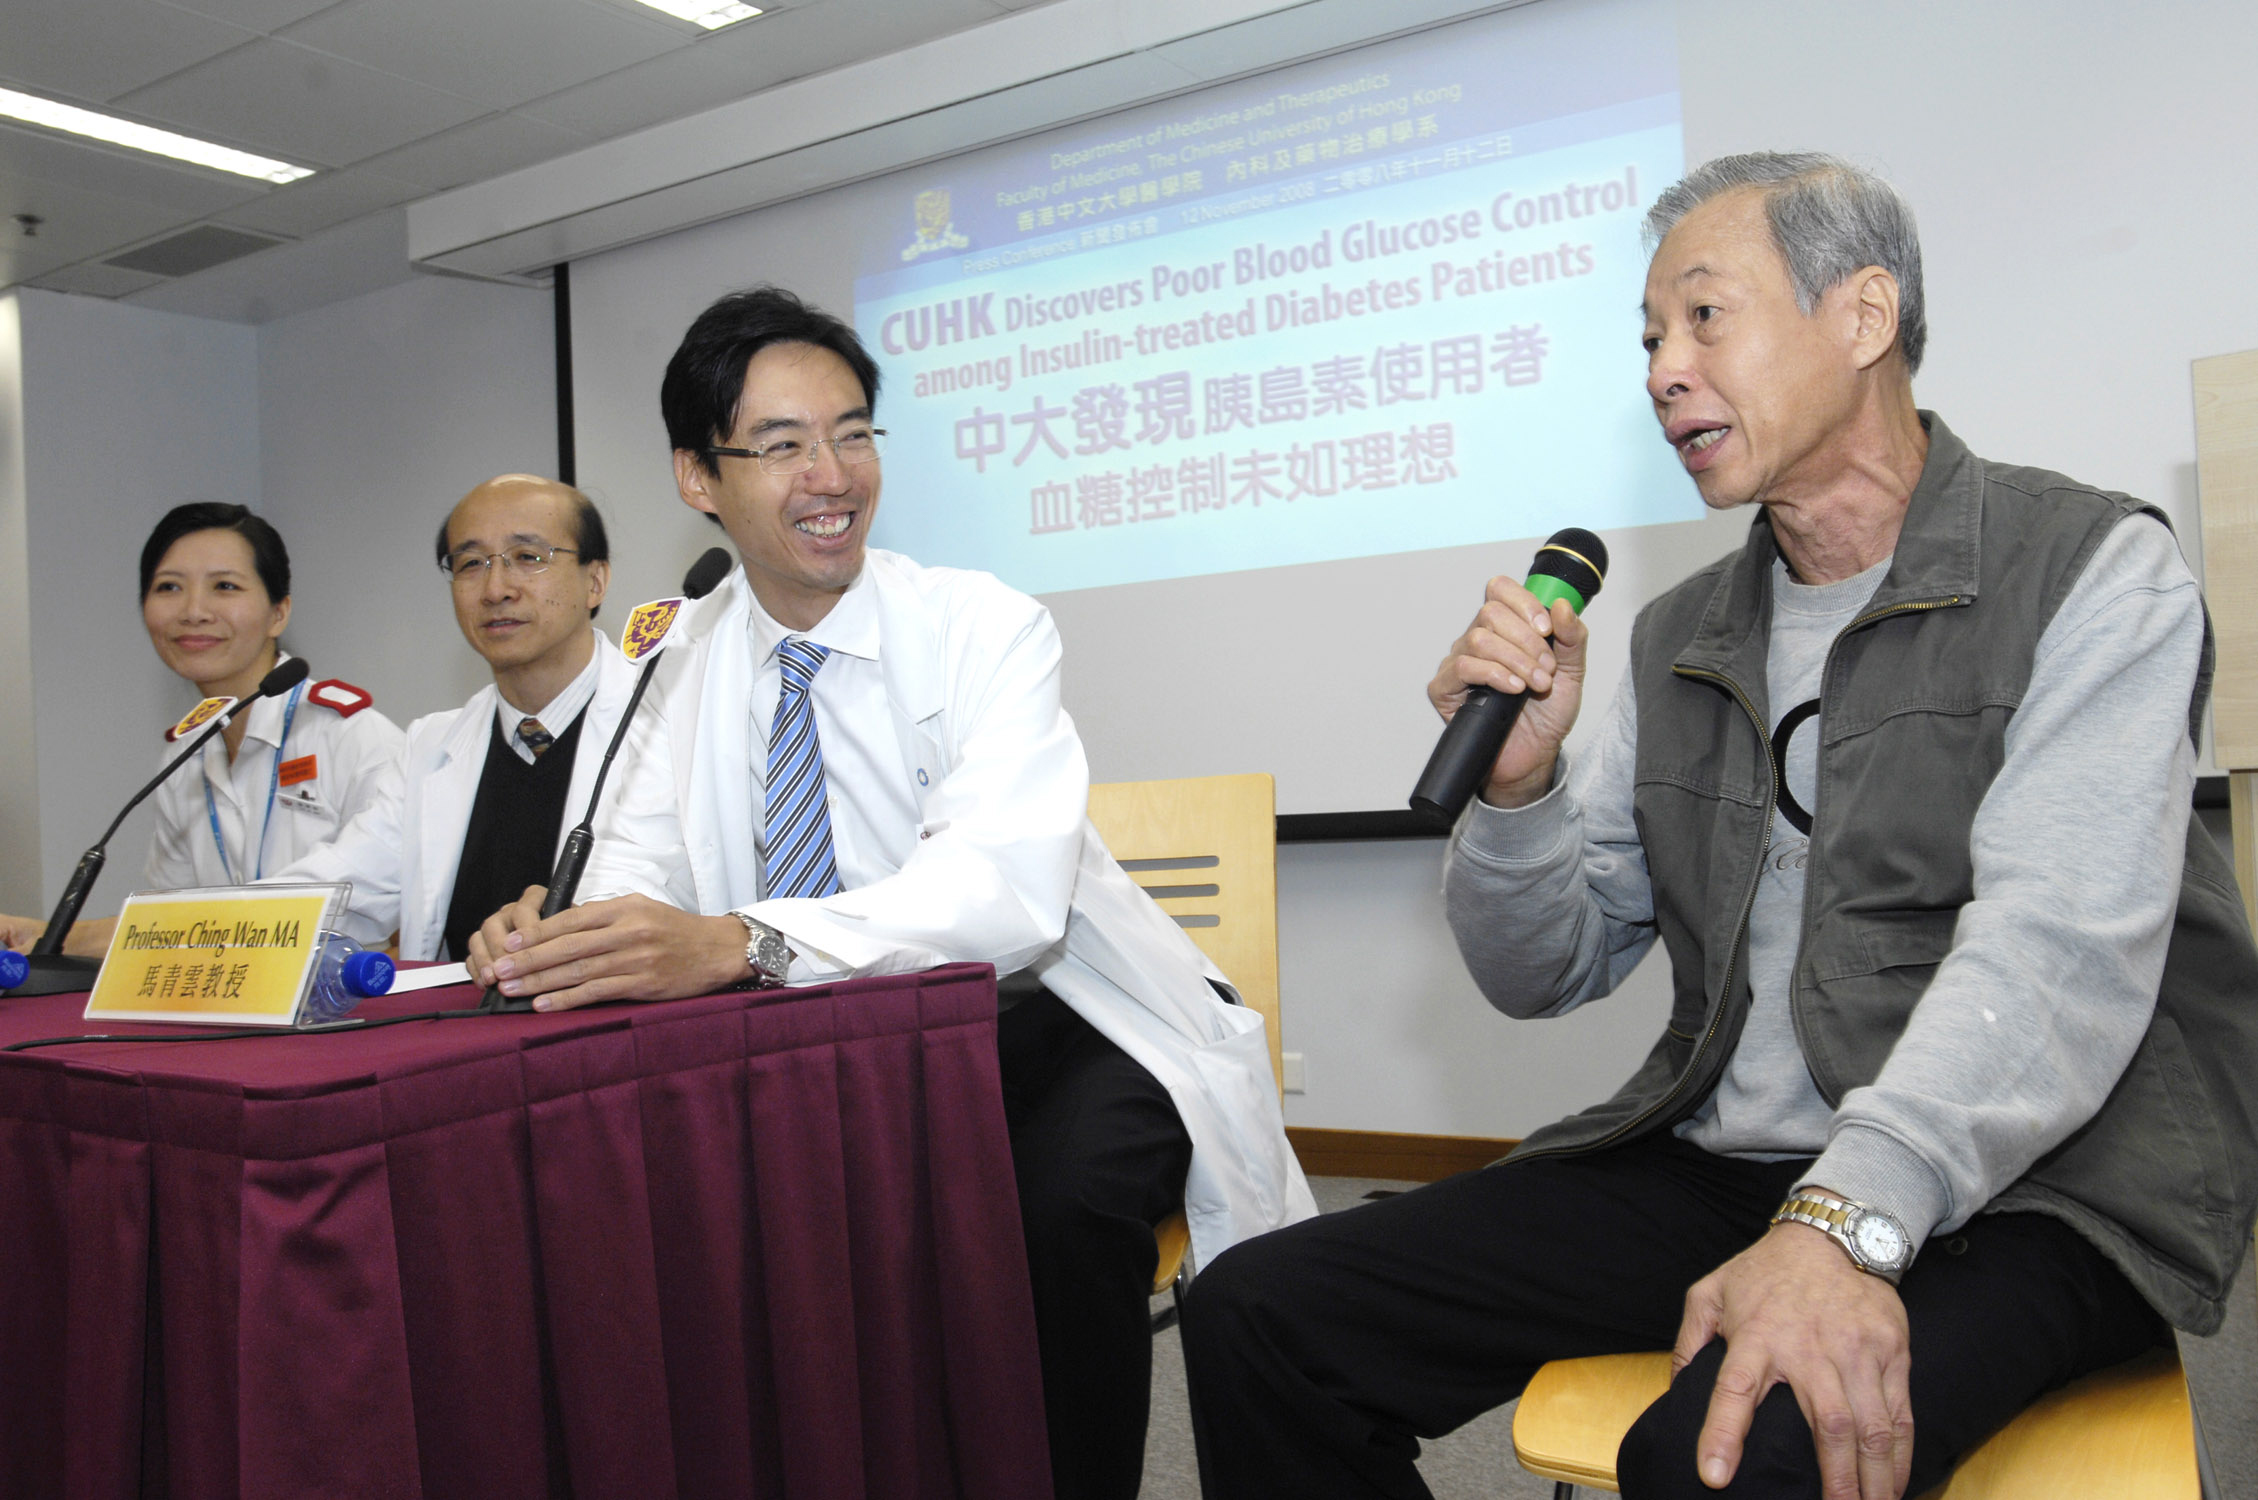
<box><xmin>464</xmin><ymin>286</ymin><xmax>1315</xmax><ymax>1500</ymax></box>
<box><xmin>276</xmin><ymin>475</ymin><xmax>635</xmax><ymax>962</ymax></box>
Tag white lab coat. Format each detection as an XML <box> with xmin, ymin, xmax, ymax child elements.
<box><xmin>583</xmin><ymin>552</ymin><xmax>1316</xmax><ymax>1268</ymax></box>
<box><xmin>148</xmin><ymin>654</ymin><xmax>405</xmax><ymax>944</ymax></box>
<box><xmin>277</xmin><ymin>634</ymin><xmax>641</xmax><ymax>960</ymax></box>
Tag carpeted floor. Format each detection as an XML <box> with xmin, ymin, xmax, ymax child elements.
<box><xmin>1141</xmin><ymin>1176</ymin><xmax>2257</xmax><ymax>1498</ymax></box>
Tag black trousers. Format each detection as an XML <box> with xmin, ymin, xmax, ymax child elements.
<box><xmin>998</xmin><ymin>988</ymin><xmax>1193</xmax><ymax>1500</ymax></box>
<box><xmin>1181</xmin><ymin>1132</ymin><xmax>2166</xmax><ymax>1498</ymax></box>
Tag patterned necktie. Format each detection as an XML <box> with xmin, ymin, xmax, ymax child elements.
<box><xmin>518</xmin><ymin>717</ymin><xmax>554</xmax><ymax>758</ymax></box>
<box><xmin>762</xmin><ymin>639</ymin><xmax>842</xmax><ymax>899</ymax></box>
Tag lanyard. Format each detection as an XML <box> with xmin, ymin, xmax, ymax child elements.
<box><xmin>205</xmin><ymin>682</ymin><xmax>302</xmax><ymax>883</ymax></box>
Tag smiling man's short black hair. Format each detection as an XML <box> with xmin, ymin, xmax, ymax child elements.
<box><xmin>660</xmin><ymin>286</ymin><xmax>882</xmax><ymax>480</ymax></box>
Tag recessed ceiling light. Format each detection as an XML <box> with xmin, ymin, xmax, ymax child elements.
<box><xmin>0</xmin><ymin>87</ymin><xmax>313</xmax><ymax>185</ymax></box>
<box><xmin>630</xmin><ymin>0</ymin><xmax>764</xmax><ymax>31</ymax></box>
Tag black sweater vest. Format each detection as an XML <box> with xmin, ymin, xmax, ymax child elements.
<box><xmin>443</xmin><ymin>708</ymin><xmax>588</xmax><ymax>961</ymax></box>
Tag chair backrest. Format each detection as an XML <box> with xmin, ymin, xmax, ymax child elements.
<box><xmin>1086</xmin><ymin>773</ymin><xmax>1283</xmax><ymax>1095</ymax></box>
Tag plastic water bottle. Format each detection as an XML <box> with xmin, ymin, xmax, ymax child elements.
<box><xmin>0</xmin><ymin>948</ymin><xmax>27</xmax><ymax>990</ymax></box>
<box><xmin>302</xmin><ymin>931</ymin><xmax>394</xmax><ymax>1023</ymax></box>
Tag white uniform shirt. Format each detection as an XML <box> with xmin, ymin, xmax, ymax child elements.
<box><xmin>144</xmin><ymin>654</ymin><xmax>406</xmax><ymax>943</ymax></box>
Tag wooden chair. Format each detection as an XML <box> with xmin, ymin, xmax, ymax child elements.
<box><xmin>1085</xmin><ymin>773</ymin><xmax>1284</xmax><ymax>1321</ymax></box>
<box><xmin>1512</xmin><ymin>1344</ymin><xmax>2202</xmax><ymax>1499</ymax></box>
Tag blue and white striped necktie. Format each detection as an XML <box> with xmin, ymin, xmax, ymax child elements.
<box><xmin>762</xmin><ymin>638</ymin><xmax>842</xmax><ymax>900</ymax></box>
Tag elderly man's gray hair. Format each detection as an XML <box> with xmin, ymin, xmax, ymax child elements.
<box><xmin>1644</xmin><ymin>153</ymin><xmax>1926</xmax><ymax>374</ymax></box>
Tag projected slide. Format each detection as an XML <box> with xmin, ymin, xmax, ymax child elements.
<box><xmin>855</xmin><ymin>0</ymin><xmax>1693</xmax><ymax>595</ymax></box>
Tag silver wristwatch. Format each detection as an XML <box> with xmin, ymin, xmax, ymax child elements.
<box><xmin>1772</xmin><ymin>1189</ymin><xmax>1913</xmax><ymax>1284</ymax></box>
<box><xmin>734</xmin><ymin>911</ymin><xmax>793</xmax><ymax>988</ymax></box>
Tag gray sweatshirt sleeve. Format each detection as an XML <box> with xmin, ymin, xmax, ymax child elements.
<box><xmin>1812</xmin><ymin>516</ymin><xmax>2204</xmax><ymax>1245</ymax></box>
<box><xmin>1443</xmin><ymin>670</ymin><xmax>1659</xmax><ymax>1017</ymax></box>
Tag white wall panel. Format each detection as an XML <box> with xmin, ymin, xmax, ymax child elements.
<box><xmin>256</xmin><ymin>272</ymin><xmax>556</xmax><ymax>732</ymax></box>
<box><xmin>15</xmin><ymin>289</ymin><xmax>260</xmax><ymax>906</ymax></box>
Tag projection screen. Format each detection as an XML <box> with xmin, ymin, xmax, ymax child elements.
<box><xmin>570</xmin><ymin>0</ymin><xmax>1729</xmax><ymax>814</ymax></box>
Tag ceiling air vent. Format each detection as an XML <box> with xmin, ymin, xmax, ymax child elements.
<box><xmin>104</xmin><ymin>224</ymin><xmax>286</xmax><ymax>278</ymax></box>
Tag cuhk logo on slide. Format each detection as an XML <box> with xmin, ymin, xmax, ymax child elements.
<box><xmin>901</xmin><ymin>189</ymin><xmax>970</xmax><ymax>263</ymax></box>
<box><xmin>620</xmin><ymin>598</ymin><xmax>685</xmax><ymax>663</ymax></box>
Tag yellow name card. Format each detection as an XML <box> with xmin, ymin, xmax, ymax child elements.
<box><xmin>86</xmin><ymin>884</ymin><xmax>347</xmax><ymax>1026</ymax></box>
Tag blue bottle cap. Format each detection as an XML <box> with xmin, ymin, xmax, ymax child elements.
<box><xmin>0</xmin><ymin>948</ymin><xmax>27</xmax><ymax>990</ymax></box>
<box><xmin>341</xmin><ymin>949</ymin><xmax>395</xmax><ymax>998</ymax></box>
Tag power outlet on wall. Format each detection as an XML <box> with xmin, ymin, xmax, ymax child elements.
<box><xmin>1281</xmin><ymin>1051</ymin><xmax>1306</xmax><ymax>1094</ymax></box>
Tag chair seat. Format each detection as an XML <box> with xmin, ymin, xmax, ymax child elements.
<box><xmin>1153</xmin><ymin>1209</ymin><xmax>1190</xmax><ymax>1295</ymax></box>
<box><xmin>1512</xmin><ymin>1352</ymin><xmax>1672</xmax><ymax>1489</ymax></box>
<box><xmin>1511</xmin><ymin>1345</ymin><xmax>2197</xmax><ymax>1498</ymax></box>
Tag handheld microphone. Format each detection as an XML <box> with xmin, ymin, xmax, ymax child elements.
<box><xmin>481</xmin><ymin>548</ymin><xmax>734</xmax><ymax>1013</ymax></box>
<box><xmin>8</xmin><ymin>657</ymin><xmax>313</xmax><ymax>997</ymax></box>
<box><xmin>1409</xmin><ymin>529</ymin><xmax>1607</xmax><ymax>823</ymax></box>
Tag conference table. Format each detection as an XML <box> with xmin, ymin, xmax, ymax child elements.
<box><xmin>0</xmin><ymin>963</ymin><xmax>1052</xmax><ymax>1500</ymax></box>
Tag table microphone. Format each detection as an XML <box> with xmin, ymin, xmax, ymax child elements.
<box><xmin>480</xmin><ymin>547</ymin><xmax>734</xmax><ymax>1013</ymax></box>
<box><xmin>1409</xmin><ymin>529</ymin><xmax>1607</xmax><ymax>823</ymax></box>
<box><xmin>6</xmin><ymin>658</ymin><xmax>313</xmax><ymax>998</ymax></box>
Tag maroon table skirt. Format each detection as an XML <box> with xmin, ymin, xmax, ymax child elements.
<box><xmin>0</xmin><ymin>963</ymin><xmax>1052</xmax><ymax>1500</ymax></box>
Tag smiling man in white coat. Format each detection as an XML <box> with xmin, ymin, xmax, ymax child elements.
<box><xmin>466</xmin><ymin>286</ymin><xmax>1313</xmax><ymax>1500</ymax></box>
<box><xmin>278</xmin><ymin>475</ymin><xmax>635</xmax><ymax>960</ymax></box>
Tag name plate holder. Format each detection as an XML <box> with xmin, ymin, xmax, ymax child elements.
<box><xmin>85</xmin><ymin>883</ymin><xmax>351</xmax><ymax>1028</ymax></box>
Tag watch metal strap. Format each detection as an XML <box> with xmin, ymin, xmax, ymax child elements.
<box><xmin>734</xmin><ymin>910</ymin><xmax>782</xmax><ymax>988</ymax></box>
<box><xmin>1773</xmin><ymin>1190</ymin><xmax>1904</xmax><ymax>1283</ymax></box>
<box><xmin>1774</xmin><ymin>1191</ymin><xmax>1856</xmax><ymax>1238</ymax></box>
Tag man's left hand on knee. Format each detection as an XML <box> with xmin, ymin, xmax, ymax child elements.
<box><xmin>1674</xmin><ymin>1217</ymin><xmax>1914</xmax><ymax>1500</ymax></box>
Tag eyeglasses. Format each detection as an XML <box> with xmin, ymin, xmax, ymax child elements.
<box><xmin>443</xmin><ymin>545</ymin><xmax>581</xmax><ymax>583</ymax></box>
<box><xmin>706</xmin><ymin>428</ymin><xmax>886</xmax><ymax>476</ymax></box>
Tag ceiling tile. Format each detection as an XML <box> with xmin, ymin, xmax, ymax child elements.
<box><xmin>1</xmin><ymin>242</ymin><xmax>88</xmax><ymax>290</ymax></box>
<box><xmin>215</xmin><ymin>164</ymin><xmax>422</xmax><ymax>236</ymax></box>
<box><xmin>514</xmin><ymin>0</ymin><xmax>932</xmax><ymax>139</ymax></box>
<box><xmin>511</xmin><ymin>45</ymin><xmax>763</xmax><ymax>140</ymax></box>
<box><xmin>816</xmin><ymin>0</ymin><xmax>1018</xmax><ymax>57</ymax></box>
<box><xmin>125</xmin><ymin>202</ymin><xmax>416</xmax><ymax>323</ymax></box>
<box><xmin>0</xmin><ymin>167</ymin><xmax>203</xmax><ymax>287</ymax></box>
<box><xmin>0</xmin><ymin>122</ymin><xmax>268</xmax><ymax>218</ymax></box>
<box><xmin>355</xmin><ymin>112</ymin><xmax>586</xmax><ymax>193</ymax></box>
<box><xmin>115</xmin><ymin>37</ymin><xmax>488</xmax><ymax>167</ymax></box>
<box><xmin>279</xmin><ymin>0</ymin><xmax>686</xmax><ymax>112</ymax></box>
<box><xmin>105</xmin><ymin>221</ymin><xmax>286</xmax><ymax>276</ymax></box>
<box><xmin>27</xmin><ymin>261</ymin><xmax>173</xmax><ymax>298</ymax></box>
<box><xmin>154</xmin><ymin>0</ymin><xmax>344</xmax><ymax>35</ymax></box>
<box><xmin>0</xmin><ymin>0</ymin><xmax>255</xmax><ymax>105</ymax></box>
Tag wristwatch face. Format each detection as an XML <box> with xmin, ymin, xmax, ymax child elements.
<box><xmin>751</xmin><ymin>929</ymin><xmax>790</xmax><ymax>981</ymax></box>
<box><xmin>1849</xmin><ymin>1209</ymin><xmax>1909</xmax><ymax>1269</ymax></box>
<box><xmin>738</xmin><ymin>915</ymin><xmax>791</xmax><ymax>984</ymax></box>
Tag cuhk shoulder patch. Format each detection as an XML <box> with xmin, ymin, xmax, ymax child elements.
<box><xmin>307</xmin><ymin>678</ymin><xmax>373</xmax><ymax>717</ymax></box>
<box><xmin>166</xmin><ymin>695</ymin><xmax>238</xmax><ymax>742</ymax></box>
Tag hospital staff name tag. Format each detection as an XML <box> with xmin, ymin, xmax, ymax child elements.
<box><xmin>85</xmin><ymin>883</ymin><xmax>348</xmax><ymax>1027</ymax></box>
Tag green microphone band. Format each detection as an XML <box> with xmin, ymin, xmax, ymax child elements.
<box><xmin>1526</xmin><ymin>574</ymin><xmax>1589</xmax><ymax>614</ymax></box>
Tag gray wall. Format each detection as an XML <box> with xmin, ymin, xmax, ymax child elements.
<box><xmin>257</xmin><ymin>272</ymin><xmax>557</xmax><ymax>728</ymax></box>
<box><xmin>0</xmin><ymin>297</ymin><xmax>36</xmax><ymax>913</ymax></box>
<box><xmin>9</xmin><ymin>288</ymin><xmax>261</xmax><ymax>910</ymax></box>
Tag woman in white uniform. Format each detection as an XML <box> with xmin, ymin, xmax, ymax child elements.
<box><xmin>1</xmin><ymin>504</ymin><xmax>404</xmax><ymax>954</ymax></box>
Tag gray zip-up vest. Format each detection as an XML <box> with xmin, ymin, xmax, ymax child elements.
<box><xmin>1507</xmin><ymin>415</ymin><xmax>2258</xmax><ymax>1333</ymax></box>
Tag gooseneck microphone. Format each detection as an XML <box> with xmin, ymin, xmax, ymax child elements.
<box><xmin>481</xmin><ymin>548</ymin><xmax>734</xmax><ymax>1014</ymax></box>
<box><xmin>1409</xmin><ymin>529</ymin><xmax>1607</xmax><ymax>823</ymax></box>
<box><xmin>7</xmin><ymin>657</ymin><xmax>313</xmax><ymax>998</ymax></box>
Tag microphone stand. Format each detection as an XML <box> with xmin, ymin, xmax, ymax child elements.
<box><xmin>480</xmin><ymin>654</ymin><xmax>666</xmax><ymax>1013</ymax></box>
<box><xmin>7</xmin><ymin>660</ymin><xmax>311</xmax><ymax>998</ymax></box>
<box><xmin>479</xmin><ymin>547</ymin><xmax>733</xmax><ymax>1014</ymax></box>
